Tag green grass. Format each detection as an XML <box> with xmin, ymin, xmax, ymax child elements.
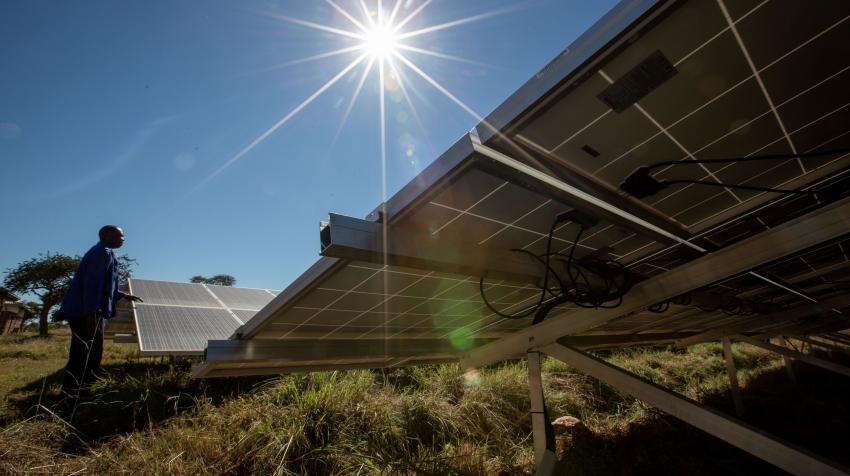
<box><xmin>1</xmin><ymin>328</ymin><xmax>847</xmax><ymax>475</ymax></box>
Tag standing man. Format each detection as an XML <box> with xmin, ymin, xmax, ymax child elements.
<box><xmin>57</xmin><ymin>225</ymin><xmax>143</xmax><ymax>399</ymax></box>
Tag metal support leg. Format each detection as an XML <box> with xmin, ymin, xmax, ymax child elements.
<box><xmin>783</xmin><ymin>355</ymin><xmax>798</xmax><ymax>386</ymax></box>
<box><xmin>527</xmin><ymin>352</ymin><xmax>556</xmax><ymax>476</ymax></box>
<box><xmin>797</xmin><ymin>336</ymin><xmax>850</xmax><ymax>357</ymax></box>
<box><xmin>542</xmin><ymin>343</ymin><xmax>850</xmax><ymax>475</ymax></box>
<box><xmin>737</xmin><ymin>334</ymin><xmax>850</xmax><ymax>378</ymax></box>
<box><xmin>826</xmin><ymin>332</ymin><xmax>850</xmax><ymax>346</ymax></box>
<box><xmin>722</xmin><ymin>338</ymin><xmax>745</xmax><ymax>416</ymax></box>
<box><xmin>775</xmin><ymin>337</ymin><xmax>797</xmax><ymax>386</ymax></box>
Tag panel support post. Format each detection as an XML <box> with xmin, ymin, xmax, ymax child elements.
<box><xmin>783</xmin><ymin>356</ymin><xmax>798</xmax><ymax>386</ymax></box>
<box><xmin>826</xmin><ymin>333</ymin><xmax>850</xmax><ymax>346</ymax></box>
<box><xmin>734</xmin><ymin>334</ymin><xmax>850</xmax><ymax>378</ymax></box>
<box><xmin>527</xmin><ymin>352</ymin><xmax>556</xmax><ymax>476</ymax></box>
<box><xmin>722</xmin><ymin>338</ymin><xmax>744</xmax><ymax>416</ymax></box>
<box><xmin>795</xmin><ymin>336</ymin><xmax>850</xmax><ymax>357</ymax></box>
<box><xmin>541</xmin><ymin>343</ymin><xmax>850</xmax><ymax>476</ymax></box>
<box><xmin>781</xmin><ymin>338</ymin><xmax>798</xmax><ymax>386</ymax></box>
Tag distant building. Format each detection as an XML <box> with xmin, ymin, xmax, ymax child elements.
<box><xmin>0</xmin><ymin>287</ymin><xmax>32</xmax><ymax>335</ymax></box>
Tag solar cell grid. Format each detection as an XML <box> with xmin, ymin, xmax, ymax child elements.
<box><xmin>504</xmin><ymin>0</ymin><xmax>850</xmax><ymax>233</ymax></box>
<box><xmin>131</xmin><ymin>279</ymin><xmax>221</xmax><ymax>308</ymax></box>
<box><xmin>233</xmin><ymin>309</ymin><xmax>261</xmax><ymax>323</ymax></box>
<box><xmin>249</xmin><ymin>253</ymin><xmax>582</xmax><ymax>346</ymax></box>
<box><xmin>728</xmin><ymin>237</ymin><xmax>850</xmax><ymax>303</ymax></box>
<box><xmin>135</xmin><ymin>305</ymin><xmax>239</xmax><ymax>355</ymax></box>
<box><xmin>393</xmin><ymin>169</ymin><xmax>665</xmax><ymax>263</ymax></box>
<box><xmin>129</xmin><ymin>280</ymin><xmax>279</xmax><ymax>354</ymax></box>
<box><xmin>205</xmin><ymin>284</ymin><xmax>277</xmax><ymax>310</ymax></box>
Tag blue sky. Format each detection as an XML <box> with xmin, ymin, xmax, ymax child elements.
<box><xmin>0</xmin><ymin>0</ymin><xmax>617</xmax><ymax>290</ymax></box>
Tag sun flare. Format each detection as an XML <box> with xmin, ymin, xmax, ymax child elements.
<box><xmin>201</xmin><ymin>0</ymin><xmax>512</xmax><ymax>188</ymax></box>
<box><xmin>363</xmin><ymin>26</ymin><xmax>399</xmax><ymax>59</ymax></box>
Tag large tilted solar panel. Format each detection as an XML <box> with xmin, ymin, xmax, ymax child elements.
<box><xmin>473</xmin><ymin>0</ymin><xmax>850</xmax><ymax>346</ymax></box>
<box><xmin>128</xmin><ymin>279</ymin><xmax>278</xmax><ymax>355</ymax></box>
<box><xmin>248</xmin><ymin>163</ymin><xmax>672</xmax><ymax>338</ymax></box>
<box><xmin>194</xmin><ymin>0</ymin><xmax>850</xmax><ymax>377</ymax></box>
<box><xmin>483</xmin><ymin>0</ymin><xmax>850</xmax><ymax>234</ymax></box>
<box><xmin>193</xmin><ymin>137</ymin><xmax>684</xmax><ymax>377</ymax></box>
<box><xmin>194</xmin><ymin>257</ymin><xmax>575</xmax><ymax>377</ymax></box>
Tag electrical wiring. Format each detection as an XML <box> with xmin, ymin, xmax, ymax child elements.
<box><xmin>621</xmin><ymin>147</ymin><xmax>850</xmax><ymax>198</ymax></box>
<box><xmin>479</xmin><ymin>213</ymin><xmax>636</xmax><ymax>323</ymax></box>
<box><xmin>659</xmin><ymin>180</ymin><xmax>819</xmax><ymax>196</ymax></box>
<box><xmin>648</xmin><ymin>289</ymin><xmax>779</xmax><ymax>317</ymax></box>
<box><xmin>637</xmin><ymin>147</ymin><xmax>850</xmax><ymax>172</ymax></box>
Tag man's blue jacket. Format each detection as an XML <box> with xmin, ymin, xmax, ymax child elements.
<box><xmin>56</xmin><ymin>242</ymin><xmax>125</xmax><ymax>322</ymax></box>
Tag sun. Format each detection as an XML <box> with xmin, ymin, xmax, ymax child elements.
<box><xmin>363</xmin><ymin>26</ymin><xmax>399</xmax><ymax>59</ymax></box>
<box><xmin>200</xmin><ymin>0</ymin><xmax>514</xmax><ymax>187</ymax></box>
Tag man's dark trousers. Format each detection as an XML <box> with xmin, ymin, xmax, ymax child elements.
<box><xmin>62</xmin><ymin>315</ymin><xmax>105</xmax><ymax>396</ymax></box>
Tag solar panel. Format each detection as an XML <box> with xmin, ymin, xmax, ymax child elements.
<box><xmin>128</xmin><ymin>279</ymin><xmax>278</xmax><ymax>355</ymax></box>
<box><xmin>130</xmin><ymin>279</ymin><xmax>221</xmax><ymax>308</ymax></box>
<box><xmin>204</xmin><ymin>284</ymin><xmax>277</xmax><ymax>310</ymax></box>
<box><xmin>193</xmin><ymin>0</ymin><xmax>850</xmax><ymax>377</ymax></box>
<box><xmin>232</xmin><ymin>309</ymin><xmax>261</xmax><ymax>323</ymax></box>
<box><xmin>135</xmin><ymin>305</ymin><xmax>238</xmax><ymax>355</ymax></box>
<box><xmin>483</xmin><ymin>0</ymin><xmax>850</xmax><ymax>234</ymax></box>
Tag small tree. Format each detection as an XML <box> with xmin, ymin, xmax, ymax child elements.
<box><xmin>3</xmin><ymin>253</ymin><xmax>79</xmax><ymax>336</ymax></box>
<box><xmin>116</xmin><ymin>254</ymin><xmax>136</xmax><ymax>284</ymax></box>
<box><xmin>190</xmin><ymin>274</ymin><xmax>236</xmax><ymax>286</ymax></box>
<box><xmin>22</xmin><ymin>300</ymin><xmax>42</xmax><ymax>330</ymax></box>
<box><xmin>2</xmin><ymin>252</ymin><xmax>136</xmax><ymax>336</ymax></box>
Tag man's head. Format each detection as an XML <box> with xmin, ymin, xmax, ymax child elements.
<box><xmin>99</xmin><ymin>225</ymin><xmax>125</xmax><ymax>249</ymax></box>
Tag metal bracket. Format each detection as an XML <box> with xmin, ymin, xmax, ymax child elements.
<box><xmin>320</xmin><ymin>212</ymin><xmax>547</xmax><ymax>285</ymax></box>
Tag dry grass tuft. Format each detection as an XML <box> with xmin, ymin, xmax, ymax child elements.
<box><xmin>3</xmin><ymin>328</ymin><xmax>836</xmax><ymax>475</ymax></box>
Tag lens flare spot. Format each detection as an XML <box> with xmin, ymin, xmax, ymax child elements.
<box><xmin>384</xmin><ymin>73</ymin><xmax>400</xmax><ymax>92</ymax></box>
<box><xmin>448</xmin><ymin>325</ymin><xmax>477</xmax><ymax>350</ymax></box>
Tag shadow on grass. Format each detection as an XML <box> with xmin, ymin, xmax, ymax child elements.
<box><xmin>552</xmin><ymin>350</ymin><xmax>850</xmax><ymax>475</ymax></box>
<box><xmin>1</xmin><ymin>333</ymin><xmax>56</xmax><ymax>344</ymax></box>
<box><xmin>3</xmin><ymin>359</ymin><xmax>272</xmax><ymax>452</ymax></box>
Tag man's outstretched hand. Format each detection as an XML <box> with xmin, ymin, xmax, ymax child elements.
<box><xmin>124</xmin><ymin>294</ymin><xmax>144</xmax><ymax>303</ymax></box>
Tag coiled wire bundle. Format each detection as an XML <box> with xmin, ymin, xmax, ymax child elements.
<box><xmin>480</xmin><ymin>212</ymin><xmax>636</xmax><ymax>324</ymax></box>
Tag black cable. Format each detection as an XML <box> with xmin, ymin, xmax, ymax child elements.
<box><xmin>643</xmin><ymin>147</ymin><xmax>850</xmax><ymax>172</ymax></box>
<box><xmin>479</xmin><ymin>215</ymin><xmax>637</xmax><ymax>322</ymax></box>
<box><xmin>652</xmin><ymin>289</ymin><xmax>772</xmax><ymax>317</ymax></box>
<box><xmin>662</xmin><ymin>179</ymin><xmax>817</xmax><ymax>195</ymax></box>
<box><xmin>479</xmin><ymin>277</ymin><xmax>539</xmax><ymax>319</ymax></box>
<box><xmin>621</xmin><ymin>148</ymin><xmax>850</xmax><ymax>198</ymax></box>
<box><xmin>479</xmin><ymin>217</ymin><xmax>565</xmax><ymax>319</ymax></box>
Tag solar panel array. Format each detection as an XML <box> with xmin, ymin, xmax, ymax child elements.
<box><xmin>234</xmin><ymin>167</ymin><xmax>671</xmax><ymax>343</ymax></box>
<box><xmin>192</xmin><ymin>0</ymin><xmax>850</xmax><ymax>377</ymax></box>
<box><xmin>129</xmin><ymin>279</ymin><xmax>278</xmax><ymax>355</ymax></box>
<box><xmin>493</xmin><ymin>0</ymin><xmax>850</xmax><ymax>235</ymax></box>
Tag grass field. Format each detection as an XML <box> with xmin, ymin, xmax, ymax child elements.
<box><xmin>2</xmin><ymin>328</ymin><xmax>849</xmax><ymax>475</ymax></box>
